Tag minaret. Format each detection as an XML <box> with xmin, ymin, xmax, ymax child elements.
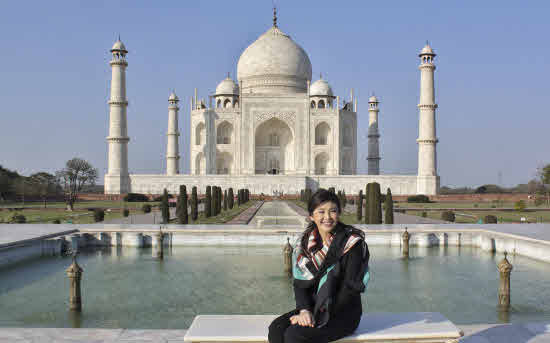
<box><xmin>105</xmin><ymin>38</ymin><xmax>130</xmax><ymax>194</ymax></box>
<box><xmin>417</xmin><ymin>42</ymin><xmax>439</xmax><ymax>194</ymax></box>
<box><xmin>166</xmin><ymin>92</ymin><xmax>180</xmax><ymax>175</ymax></box>
<box><xmin>367</xmin><ymin>95</ymin><xmax>380</xmax><ymax>175</ymax></box>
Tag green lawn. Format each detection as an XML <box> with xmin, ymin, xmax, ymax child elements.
<box><xmin>0</xmin><ymin>208</ymin><xmax>125</xmax><ymax>224</ymax></box>
<box><xmin>395</xmin><ymin>201</ymin><xmax>550</xmax><ymax>210</ymax></box>
<box><xmin>0</xmin><ymin>200</ymin><xmax>158</xmax><ymax>210</ymax></box>
<box><xmin>169</xmin><ymin>201</ymin><xmax>258</xmax><ymax>224</ymax></box>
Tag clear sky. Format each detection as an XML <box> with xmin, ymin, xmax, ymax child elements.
<box><xmin>1</xmin><ymin>1</ymin><xmax>549</xmax><ymax>188</ymax></box>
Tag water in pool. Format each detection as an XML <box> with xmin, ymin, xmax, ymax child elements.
<box><xmin>1</xmin><ymin>245</ymin><xmax>550</xmax><ymax>329</ymax></box>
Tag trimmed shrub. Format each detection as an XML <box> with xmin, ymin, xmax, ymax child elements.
<box><xmin>161</xmin><ymin>188</ymin><xmax>170</xmax><ymax>224</ymax></box>
<box><xmin>421</xmin><ymin>211</ymin><xmax>427</xmax><ymax>218</ymax></box>
<box><xmin>300</xmin><ymin>189</ymin><xmax>305</xmax><ymax>202</ymax></box>
<box><xmin>123</xmin><ymin>208</ymin><xmax>130</xmax><ymax>217</ymax></box>
<box><xmin>52</xmin><ymin>219</ymin><xmax>61</xmax><ymax>224</ymax></box>
<box><xmin>368</xmin><ymin>182</ymin><xmax>382</xmax><ymax>224</ymax></box>
<box><xmin>123</xmin><ymin>193</ymin><xmax>149</xmax><ymax>202</ymax></box>
<box><xmin>342</xmin><ymin>190</ymin><xmax>347</xmax><ymax>208</ymax></box>
<box><xmin>191</xmin><ymin>186</ymin><xmax>198</xmax><ymax>221</ymax></box>
<box><xmin>205</xmin><ymin>186</ymin><xmax>212</xmax><ymax>217</ymax></box>
<box><xmin>224</xmin><ymin>189</ymin><xmax>228</xmax><ymax>211</ymax></box>
<box><xmin>364</xmin><ymin>185</ymin><xmax>370</xmax><ymax>224</ymax></box>
<box><xmin>153</xmin><ymin>193</ymin><xmax>173</xmax><ymax>202</ymax></box>
<box><xmin>407</xmin><ymin>195</ymin><xmax>431</xmax><ymax>203</ymax></box>
<box><xmin>356</xmin><ymin>190</ymin><xmax>363</xmax><ymax>221</ymax></box>
<box><xmin>93</xmin><ymin>209</ymin><xmax>105</xmax><ymax>222</ymax></box>
<box><xmin>305</xmin><ymin>188</ymin><xmax>312</xmax><ymax>204</ymax></box>
<box><xmin>142</xmin><ymin>204</ymin><xmax>152</xmax><ymax>213</ymax></box>
<box><xmin>384</xmin><ymin>188</ymin><xmax>394</xmax><ymax>224</ymax></box>
<box><xmin>10</xmin><ymin>213</ymin><xmax>26</xmax><ymax>224</ymax></box>
<box><xmin>228</xmin><ymin>188</ymin><xmax>234</xmax><ymax>209</ymax></box>
<box><xmin>328</xmin><ymin>187</ymin><xmax>335</xmax><ymax>194</ymax></box>
<box><xmin>514</xmin><ymin>200</ymin><xmax>526</xmax><ymax>212</ymax></box>
<box><xmin>441</xmin><ymin>211</ymin><xmax>456</xmax><ymax>222</ymax></box>
<box><xmin>178</xmin><ymin>185</ymin><xmax>188</xmax><ymax>224</ymax></box>
<box><xmin>483</xmin><ymin>215</ymin><xmax>498</xmax><ymax>224</ymax></box>
<box><xmin>211</xmin><ymin>186</ymin><xmax>218</xmax><ymax>216</ymax></box>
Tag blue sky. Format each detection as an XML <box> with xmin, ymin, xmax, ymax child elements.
<box><xmin>0</xmin><ymin>1</ymin><xmax>549</xmax><ymax>188</ymax></box>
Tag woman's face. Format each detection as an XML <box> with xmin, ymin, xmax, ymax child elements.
<box><xmin>309</xmin><ymin>201</ymin><xmax>340</xmax><ymax>235</ymax></box>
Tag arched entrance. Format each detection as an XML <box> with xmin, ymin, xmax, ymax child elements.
<box><xmin>255</xmin><ymin>118</ymin><xmax>294</xmax><ymax>174</ymax></box>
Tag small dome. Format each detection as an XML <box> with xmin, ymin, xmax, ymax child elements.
<box><xmin>368</xmin><ymin>95</ymin><xmax>378</xmax><ymax>103</ymax></box>
<box><xmin>419</xmin><ymin>43</ymin><xmax>435</xmax><ymax>56</ymax></box>
<box><xmin>310</xmin><ymin>78</ymin><xmax>333</xmax><ymax>97</ymax></box>
<box><xmin>111</xmin><ymin>40</ymin><xmax>127</xmax><ymax>52</ymax></box>
<box><xmin>168</xmin><ymin>92</ymin><xmax>179</xmax><ymax>101</ymax></box>
<box><xmin>215</xmin><ymin>76</ymin><xmax>239</xmax><ymax>95</ymax></box>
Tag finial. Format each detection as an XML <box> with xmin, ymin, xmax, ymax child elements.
<box><xmin>227</xmin><ymin>71</ymin><xmax>230</xmax><ymax>79</ymax></box>
<box><xmin>320</xmin><ymin>72</ymin><xmax>323</xmax><ymax>79</ymax></box>
<box><xmin>118</xmin><ymin>34</ymin><xmax>121</xmax><ymax>41</ymax></box>
<box><xmin>426</xmin><ymin>40</ymin><xmax>429</xmax><ymax>46</ymax></box>
<box><xmin>273</xmin><ymin>5</ymin><xmax>277</xmax><ymax>27</ymax></box>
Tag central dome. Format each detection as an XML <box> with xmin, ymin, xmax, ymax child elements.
<box><xmin>237</xmin><ymin>26</ymin><xmax>312</xmax><ymax>94</ymax></box>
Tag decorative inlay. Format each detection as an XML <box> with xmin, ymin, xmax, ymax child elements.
<box><xmin>254</xmin><ymin>111</ymin><xmax>295</xmax><ymax>128</ymax></box>
<box><xmin>416</xmin><ymin>138</ymin><xmax>439</xmax><ymax>144</ymax></box>
<box><xmin>417</xmin><ymin>104</ymin><xmax>438</xmax><ymax>109</ymax></box>
<box><xmin>108</xmin><ymin>99</ymin><xmax>128</xmax><ymax>105</ymax></box>
<box><xmin>106</xmin><ymin>136</ymin><xmax>130</xmax><ymax>143</ymax></box>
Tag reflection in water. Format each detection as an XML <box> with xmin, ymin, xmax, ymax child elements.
<box><xmin>1</xmin><ymin>246</ymin><xmax>550</xmax><ymax>329</ymax></box>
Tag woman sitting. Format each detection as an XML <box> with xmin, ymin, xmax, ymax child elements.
<box><xmin>268</xmin><ymin>189</ymin><xmax>370</xmax><ymax>343</ymax></box>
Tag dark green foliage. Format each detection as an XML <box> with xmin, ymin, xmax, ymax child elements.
<box><xmin>93</xmin><ymin>209</ymin><xmax>105</xmax><ymax>222</ymax></box>
<box><xmin>300</xmin><ymin>189</ymin><xmax>305</xmax><ymax>202</ymax></box>
<box><xmin>356</xmin><ymin>190</ymin><xmax>363</xmax><ymax>221</ymax></box>
<box><xmin>153</xmin><ymin>193</ymin><xmax>173</xmax><ymax>202</ymax></box>
<box><xmin>407</xmin><ymin>195</ymin><xmax>431</xmax><ymax>203</ymax></box>
<box><xmin>305</xmin><ymin>188</ymin><xmax>312</xmax><ymax>204</ymax></box>
<box><xmin>328</xmin><ymin>187</ymin><xmax>335</xmax><ymax>194</ymax></box>
<box><xmin>368</xmin><ymin>182</ymin><xmax>382</xmax><ymax>224</ymax></box>
<box><xmin>191</xmin><ymin>186</ymin><xmax>198</xmax><ymax>221</ymax></box>
<box><xmin>178</xmin><ymin>185</ymin><xmax>188</xmax><ymax>224</ymax></box>
<box><xmin>123</xmin><ymin>193</ymin><xmax>149</xmax><ymax>202</ymax></box>
<box><xmin>142</xmin><ymin>204</ymin><xmax>152</xmax><ymax>213</ymax></box>
<box><xmin>342</xmin><ymin>190</ymin><xmax>347</xmax><ymax>208</ymax></box>
<box><xmin>237</xmin><ymin>189</ymin><xmax>242</xmax><ymax>206</ymax></box>
<box><xmin>205</xmin><ymin>186</ymin><xmax>212</xmax><ymax>217</ymax></box>
<box><xmin>123</xmin><ymin>208</ymin><xmax>130</xmax><ymax>217</ymax></box>
<box><xmin>421</xmin><ymin>211</ymin><xmax>427</xmax><ymax>218</ymax></box>
<box><xmin>9</xmin><ymin>213</ymin><xmax>26</xmax><ymax>223</ymax></box>
<box><xmin>441</xmin><ymin>211</ymin><xmax>456</xmax><ymax>222</ymax></box>
<box><xmin>364</xmin><ymin>185</ymin><xmax>369</xmax><ymax>224</ymax></box>
<box><xmin>228</xmin><ymin>188</ymin><xmax>234</xmax><ymax>209</ymax></box>
<box><xmin>224</xmin><ymin>189</ymin><xmax>228</xmax><ymax>211</ymax></box>
<box><xmin>211</xmin><ymin>186</ymin><xmax>218</xmax><ymax>216</ymax></box>
<box><xmin>484</xmin><ymin>215</ymin><xmax>498</xmax><ymax>224</ymax></box>
<box><xmin>161</xmin><ymin>188</ymin><xmax>170</xmax><ymax>224</ymax></box>
<box><xmin>384</xmin><ymin>188</ymin><xmax>394</xmax><ymax>224</ymax></box>
<box><xmin>52</xmin><ymin>219</ymin><xmax>61</xmax><ymax>224</ymax></box>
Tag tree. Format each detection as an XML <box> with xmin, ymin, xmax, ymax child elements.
<box><xmin>514</xmin><ymin>200</ymin><xmax>526</xmax><ymax>212</ymax></box>
<box><xmin>29</xmin><ymin>172</ymin><xmax>59</xmax><ymax>208</ymax></box>
<box><xmin>356</xmin><ymin>190</ymin><xmax>363</xmax><ymax>221</ymax></box>
<box><xmin>0</xmin><ymin>165</ymin><xmax>20</xmax><ymax>201</ymax></box>
<box><xmin>191</xmin><ymin>186</ymin><xmax>198</xmax><ymax>221</ymax></box>
<box><xmin>56</xmin><ymin>158</ymin><xmax>98</xmax><ymax>210</ymax></box>
<box><xmin>205</xmin><ymin>186</ymin><xmax>212</xmax><ymax>217</ymax></box>
<box><xmin>224</xmin><ymin>189</ymin><xmax>228</xmax><ymax>211</ymax></box>
<box><xmin>364</xmin><ymin>185</ymin><xmax>370</xmax><ymax>224</ymax></box>
<box><xmin>367</xmin><ymin>182</ymin><xmax>382</xmax><ymax>224</ymax></box>
<box><xmin>342</xmin><ymin>190</ymin><xmax>347</xmax><ymax>208</ymax></box>
<box><xmin>384</xmin><ymin>188</ymin><xmax>394</xmax><ymax>224</ymax></box>
<box><xmin>161</xmin><ymin>188</ymin><xmax>170</xmax><ymax>224</ymax></box>
<box><xmin>228</xmin><ymin>188</ymin><xmax>234</xmax><ymax>209</ymax></box>
<box><xmin>537</xmin><ymin>164</ymin><xmax>550</xmax><ymax>205</ymax></box>
<box><xmin>178</xmin><ymin>185</ymin><xmax>188</xmax><ymax>224</ymax></box>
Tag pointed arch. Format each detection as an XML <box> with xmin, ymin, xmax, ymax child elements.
<box><xmin>315</xmin><ymin>152</ymin><xmax>329</xmax><ymax>175</ymax></box>
<box><xmin>195</xmin><ymin>122</ymin><xmax>206</xmax><ymax>145</ymax></box>
<box><xmin>315</xmin><ymin>122</ymin><xmax>331</xmax><ymax>145</ymax></box>
<box><xmin>216</xmin><ymin>121</ymin><xmax>233</xmax><ymax>144</ymax></box>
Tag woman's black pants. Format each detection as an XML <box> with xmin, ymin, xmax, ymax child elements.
<box><xmin>268</xmin><ymin>310</ymin><xmax>360</xmax><ymax>343</ymax></box>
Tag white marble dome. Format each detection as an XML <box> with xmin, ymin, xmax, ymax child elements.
<box><xmin>111</xmin><ymin>40</ymin><xmax>127</xmax><ymax>52</ymax></box>
<box><xmin>368</xmin><ymin>95</ymin><xmax>378</xmax><ymax>102</ymax></box>
<box><xmin>215</xmin><ymin>76</ymin><xmax>239</xmax><ymax>95</ymax></box>
<box><xmin>237</xmin><ymin>26</ymin><xmax>312</xmax><ymax>94</ymax></box>
<box><xmin>310</xmin><ymin>78</ymin><xmax>333</xmax><ymax>97</ymax></box>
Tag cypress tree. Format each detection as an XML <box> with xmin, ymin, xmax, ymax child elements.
<box><xmin>178</xmin><ymin>185</ymin><xmax>188</xmax><ymax>224</ymax></box>
<box><xmin>211</xmin><ymin>186</ymin><xmax>217</xmax><ymax>216</ymax></box>
<box><xmin>161</xmin><ymin>188</ymin><xmax>170</xmax><ymax>224</ymax></box>
<box><xmin>337</xmin><ymin>190</ymin><xmax>342</xmax><ymax>205</ymax></box>
<box><xmin>384</xmin><ymin>188</ymin><xmax>394</xmax><ymax>224</ymax></box>
<box><xmin>228</xmin><ymin>188</ymin><xmax>234</xmax><ymax>209</ymax></box>
<box><xmin>356</xmin><ymin>190</ymin><xmax>363</xmax><ymax>221</ymax></box>
<box><xmin>224</xmin><ymin>189</ymin><xmax>228</xmax><ymax>211</ymax></box>
<box><xmin>342</xmin><ymin>190</ymin><xmax>347</xmax><ymax>209</ymax></box>
<box><xmin>364</xmin><ymin>184</ymin><xmax>370</xmax><ymax>224</ymax></box>
<box><xmin>368</xmin><ymin>182</ymin><xmax>382</xmax><ymax>224</ymax></box>
<box><xmin>216</xmin><ymin>186</ymin><xmax>220</xmax><ymax>214</ymax></box>
<box><xmin>219</xmin><ymin>187</ymin><xmax>223</xmax><ymax>212</ymax></box>
<box><xmin>300</xmin><ymin>189</ymin><xmax>305</xmax><ymax>202</ymax></box>
<box><xmin>328</xmin><ymin>187</ymin><xmax>335</xmax><ymax>194</ymax></box>
<box><xmin>205</xmin><ymin>186</ymin><xmax>212</xmax><ymax>217</ymax></box>
<box><xmin>191</xmin><ymin>186</ymin><xmax>198</xmax><ymax>221</ymax></box>
<box><xmin>237</xmin><ymin>189</ymin><xmax>241</xmax><ymax>206</ymax></box>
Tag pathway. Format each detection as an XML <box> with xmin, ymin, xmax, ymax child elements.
<box><xmin>249</xmin><ymin>201</ymin><xmax>304</xmax><ymax>226</ymax></box>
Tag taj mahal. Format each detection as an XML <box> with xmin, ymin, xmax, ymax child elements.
<box><xmin>104</xmin><ymin>9</ymin><xmax>439</xmax><ymax>196</ymax></box>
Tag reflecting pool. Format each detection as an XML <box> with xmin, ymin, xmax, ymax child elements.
<box><xmin>1</xmin><ymin>246</ymin><xmax>550</xmax><ymax>329</ymax></box>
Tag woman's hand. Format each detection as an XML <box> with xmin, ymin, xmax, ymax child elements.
<box><xmin>289</xmin><ymin>310</ymin><xmax>314</xmax><ymax>327</ymax></box>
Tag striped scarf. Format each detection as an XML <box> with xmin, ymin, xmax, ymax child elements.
<box><xmin>293</xmin><ymin>225</ymin><xmax>362</xmax><ymax>281</ymax></box>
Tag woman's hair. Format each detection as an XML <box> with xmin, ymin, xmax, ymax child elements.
<box><xmin>300</xmin><ymin>189</ymin><xmax>342</xmax><ymax>253</ymax></box>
